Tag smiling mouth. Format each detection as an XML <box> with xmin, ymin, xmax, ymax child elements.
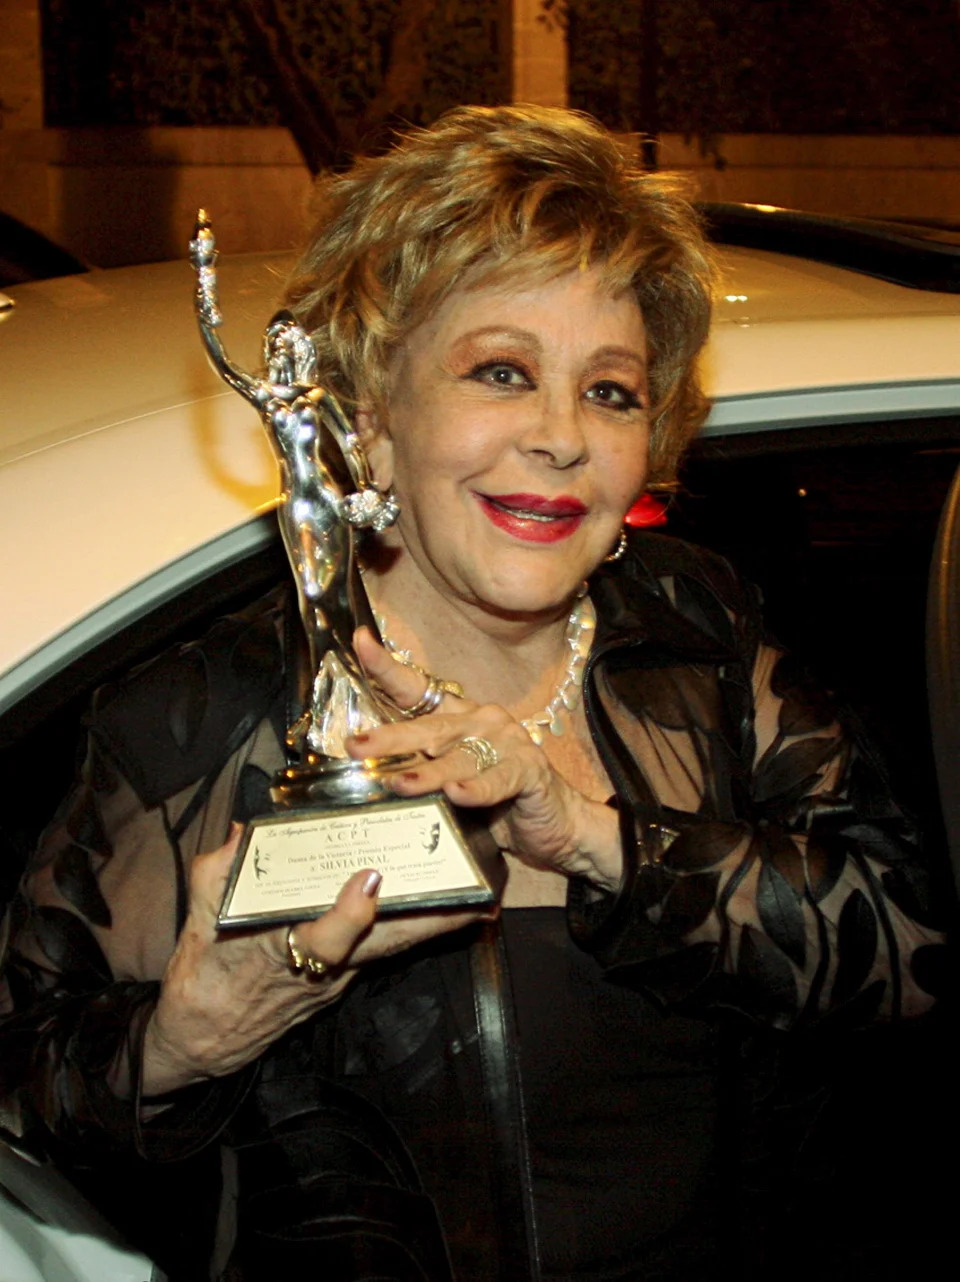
<box><xmin>476</xmin><ymin>492</ymin><xmax>587</xmax><ymax>542</ymax></box>
<box><xmin>486</xmin><ymin>497</ymin><xmax>570</xmax><ymax>522</ymax></box>
<box><xmin>484</xmin><ymin>492</ymin><xmax>587</xmax><ymax>518</ymax></box>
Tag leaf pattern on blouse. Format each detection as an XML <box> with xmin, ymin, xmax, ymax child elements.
<box><xmin>0</xmin><ymin>594</ymin><xmax>288</xmax><ymax>1154</ymax></box>
<box><xmin>578</xmin><ymin>558</ymin><xmax>948</xmax><ymax>1029</ymax></box>
<box><xmin>0</xmin><ymin>542</ymin><xmax>949</xmax><ymax>1163</ymax></box>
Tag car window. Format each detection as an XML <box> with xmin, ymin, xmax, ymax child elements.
<box><xmin>669</xmin><ymin>414</ymin><xmax>960</xmax><ymax>845</ymax></box>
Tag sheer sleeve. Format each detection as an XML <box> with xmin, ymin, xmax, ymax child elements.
<box><xmin>570</xmin><ymin>554</ymin><xmax>949</xmax><ymax>1028</ymax></box>
<box><xmin>0</xmin><ymin>598</ymin><xmax>287</xmax><ymax>1160</ymax></box>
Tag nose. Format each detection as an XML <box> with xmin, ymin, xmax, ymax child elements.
<box><xmin>520</xmin><ymin>387</ymin><xmax>588</xmax><ymax>470</ymax></box>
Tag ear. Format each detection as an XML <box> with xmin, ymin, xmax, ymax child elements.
<box><xmin>354</xmin><ymin>404</ymin><xmax>395</xmax><ymax>491</ymax></box>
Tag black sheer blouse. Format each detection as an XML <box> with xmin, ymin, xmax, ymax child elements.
<box><xmin>0</xmin><ymin>534</ymin><xmax>949</xmax><ymax>1278</ymax></box>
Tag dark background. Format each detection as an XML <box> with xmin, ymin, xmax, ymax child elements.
<box><xmin>40</xmin><ymin>0</ymin><xmax>960</xmax><ymax>136</ymax></box>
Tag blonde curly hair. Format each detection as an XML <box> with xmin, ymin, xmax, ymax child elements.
<box><xmin>284</xmin><ymin>105</ymin><xmax>716</xmax><ymax>485</ymax></box>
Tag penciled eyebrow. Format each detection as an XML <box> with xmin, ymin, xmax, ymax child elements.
<box><xmin>450</xmin><ymin>328</ymin><xmax>647</xmax><ymax>370</ymax></box>
<box><xmin>583</xmin><ymin>346</ymin><xmax>648</xmax><ymax>371</ymax></box>
<box><xmin>450</xmin><ymin>326</ymin><xmax>538</xmax><ymax>349</ymax></box>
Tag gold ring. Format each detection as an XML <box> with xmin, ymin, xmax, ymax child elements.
<box><xmin>401</xmin><ymin>674</ymin><xmax>464</xmax><ymax>718</ymax></box>
<box><xmin>286</xmin><ymin>926</ymin><xmax>328</xmax><ymax>978</ymax></box>
<box><xmin>456</xmin><ymin>736</ymin><xmax>500</xmax><ymax>773</ymax></box>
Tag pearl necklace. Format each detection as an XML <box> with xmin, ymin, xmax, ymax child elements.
<box><xmin>373</xmin><ymin>594</ymin><xmax>596</xmax><ymax>745</ymax></box>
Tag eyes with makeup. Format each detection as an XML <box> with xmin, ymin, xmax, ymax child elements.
<box><xmin>467</xmin><ymin>359</ymin><xmax>647</xmax><ymax>414</ymax></box>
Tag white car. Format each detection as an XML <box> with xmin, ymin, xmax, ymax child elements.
<box><xmin>1</xmin><ymin>207</ymin><xmax>958</xmax><ymax>1275</ymax></box>
<box><xmin>4</xmin><ymin>217</ymin><xmax>960</xmax><ymax>728</ymax></box>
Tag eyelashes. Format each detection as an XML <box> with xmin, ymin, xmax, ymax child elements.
<box><xmin>466</xmin><ymin>360</ymin><xmax>534</xmax><ymax>388</ymax></box>
<box><xmin>467</xmin><ymin>361</ymin><xmax>645</xmax><ymax>413</ymax></box>
<box><xmin>585</xmin><ymin>380</ymin><xmax>646</xmax><ymax>412</ymax></box>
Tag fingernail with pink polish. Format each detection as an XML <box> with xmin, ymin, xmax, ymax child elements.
<box><xmin>362</xmin><ymin>870</ymin><xmax>382</xmax><ymax>898</ymax></box>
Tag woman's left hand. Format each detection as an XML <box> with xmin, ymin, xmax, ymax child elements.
<box><xmin>349</xmin><ymin>629</ymin><xmax>623</xmax><ymax>892</ymax></box>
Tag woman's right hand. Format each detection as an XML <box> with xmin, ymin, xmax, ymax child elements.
<box><xmin>142</xmin><ymin>825</ymin><xmax>488</xmax><ymax>1095</ymax></box>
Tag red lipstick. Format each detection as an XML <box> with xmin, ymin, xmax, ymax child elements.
<box><xmin>475</xmin><ymin>492</ymin><xmax>587</xmax><ymax>543</ymax></box>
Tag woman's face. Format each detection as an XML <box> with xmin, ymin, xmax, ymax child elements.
<box><xmin>367</xmin><ymin>267</ymin><xmax>650</xmax><ymax>620</ymax></box>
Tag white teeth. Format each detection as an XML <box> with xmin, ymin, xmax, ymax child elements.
<box><xmin>490</xmin><ymin>498</ymin><xmax>570</xmax><ymax>521</ymax></box>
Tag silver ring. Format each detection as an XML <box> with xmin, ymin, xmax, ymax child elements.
<box><xmin>456</xmin><ymin>736</ymin><xmax>500</xmax><ymax>773</ymax></box>
<box><xmin>401</xmin><ymin>674</ymin><xmax>463</xmax><ymax>718</ymax></box>
<box><xmin>286</xmin><ymin>926</ymin><xmax>328</xmax><ymax>978</ymax></box>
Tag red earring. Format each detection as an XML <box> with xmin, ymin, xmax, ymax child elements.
<box><xmin>624</xmin><ymin>494</ymin><xmax>667</xmax><ymax>528</ymax></box>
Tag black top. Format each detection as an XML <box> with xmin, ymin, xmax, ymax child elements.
<box><xmin>503</xmin><ymin>907</ymin><xmax>719</xmax><ymax>1281</ymax></box>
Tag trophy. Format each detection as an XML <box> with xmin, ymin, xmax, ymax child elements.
<box><xmin>189</xmin><ymin>212</ymin><xmax>502</xmax><ymax>929</ymax></box>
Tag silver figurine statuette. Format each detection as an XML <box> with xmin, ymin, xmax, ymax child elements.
<box><xmin>190</xmin><ymin>211</ymin><xmax>501</xmax><ymax>928</ymax></box>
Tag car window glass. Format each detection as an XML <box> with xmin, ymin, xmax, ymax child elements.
<box><xmin>670</xmin><ymin>416</ymin><xmax>960</xmax><ymax>843</ymax></box>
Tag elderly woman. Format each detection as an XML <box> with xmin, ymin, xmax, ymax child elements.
<box><xmin>0</xmin><ymin>107</ymin><xmax>946</xmax><ymax>1282</ymax></box>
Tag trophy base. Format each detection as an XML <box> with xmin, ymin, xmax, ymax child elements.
<box><xmin>217</xmin><ymin>754</ymin><xmax>503</xmax><ymax>929</ymax></box>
